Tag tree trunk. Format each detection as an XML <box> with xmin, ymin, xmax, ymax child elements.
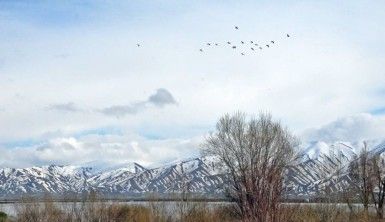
<box><xmin>378</xmin><ymin>204</ymin><xmax>383</xmax><ymax>219</ymax></box>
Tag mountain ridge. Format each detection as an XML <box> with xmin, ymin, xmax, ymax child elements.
<box><xmin>1</xmin><ymin>140</ymin><xmax>384</xmax><ymax>199</ymax></box>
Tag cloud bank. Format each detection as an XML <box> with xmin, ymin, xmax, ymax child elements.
<box><xmin>0</xmin><ymin>133</ymin><xmax>201</xmax><ymax>168</ymax></box>
<box><xmin>1</xmin><ymin>113</ymin><xmax>385</xmax><ymax>168</ymax></box>
<box><xmin>302</xmin><ymin>113</ymin><xmax>385</xmax><ymax>142</ymax></box>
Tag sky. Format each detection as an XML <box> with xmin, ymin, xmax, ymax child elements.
<box><xmin>1</xmin><ymin>0</ymin><xmax>385</xmax><ymax>168</ymax></box>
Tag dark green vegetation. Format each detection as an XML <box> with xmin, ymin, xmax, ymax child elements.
<box><xmin>0</xmin><ymin>212</ymin><xmax>7</xmax><ymax>222</ymax></box>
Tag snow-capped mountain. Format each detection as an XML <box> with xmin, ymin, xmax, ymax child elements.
<box><xmin>0</xmin><ymin>165</ymin><xmax>93</xmax><ymax>196</ymax></box>
<box><xmin>1</xmin><ymin>140</ymin><xmax>385</xmax><ymax>199</ymax></box>
<box><xmin>0</xmin><ymin>157</ymin><xmax>227</xmax><ymax>198</ymax></box>
<box><xmin>285</xmin><ymin>140</ymin><xmax>385</xmax><ymax>198</ymax></box>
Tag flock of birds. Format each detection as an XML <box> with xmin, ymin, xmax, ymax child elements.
<box><xmin>198</xmin><ymin>26</ymin><xmax>290</xmax><ymax>55</ymax></box>
<box><xmin>135</xmin><ymin>26</ymin><xmax>291</xmax><ymax>56</ymax></box>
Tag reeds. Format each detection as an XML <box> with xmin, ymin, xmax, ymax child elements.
<box><xmin>7</xmin><ymin>195</ymin><xmax>385</xmax><ymax>222</ymax></box>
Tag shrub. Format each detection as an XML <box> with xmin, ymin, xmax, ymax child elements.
<box><xmin>0</xmin><ymin>211</ymin><xmax>7</xmax><ymax>222</ymax></box>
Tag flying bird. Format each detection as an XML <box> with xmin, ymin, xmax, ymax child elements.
<box><xmin>287</xmin><ymin>34</ymin><xmax>290</xmax><ymax>37</ymax></box>
<box><xmin>259</xmin><ymin>47</ymin><xmax>262</xmax><ymax>50</ymax></box>
<box><xmin>227</xmin><ymin>41</ymin><xmax>231</xmax><ymax>44</ymax></box>
<box><xmin>232</xmin><ymin>46</ymin><xmax>237</xmax><ymax>49</ymax></box>
<box><xmin>241</xmin><ymin>52</ymin><xmax>245</xmax><ymax>56</ymax></box>
<box><xmin>136</xmin><ymin>44</ymin><xmax>140</xmax><ymax>47</ymax></box>
<box><xmin>199</xmin><ymin>49</ymin><xmax>203</xmax><ymax>52</ymax></box>
<box><xmin>207</xmin><ymin>43</ymin><xmax>211</xmax><ymax>46</ymax></box>
<box><xmin>250</xmin><ymin>41</ymin><xmax>254</xmax><ymax>44</ymax></box>
<box><xmin>235</xmin><ymin>26</ymin><xmax>239</xmax><ymax>30</ymax></box>
<box><xmin>271</xmin><ymin>41</ymin><xmax>275</xmax><ymax>44</ymax></box>
<box><xmin>251</xmin><ymin>47</ymin><xmax>255</xmax><ymax>51</ymax></box>
<box><xmin>215</xmin><ymin>43</ymin><xmax>219</xmax><ymax>46</ymax></box>
<box><xmin>241</xmin><ymin>41</ymin><xmax>244</xmax><ymax>44</ymax></box>
<box><xmin>266</xmin><ymin>44</ymin><xmax>270</xmax><ymax>48</ymax></box>
<box><xmin>254</xmin><ymin>43</ymin><xmax>259</xmax><ymax>46</ymax></box>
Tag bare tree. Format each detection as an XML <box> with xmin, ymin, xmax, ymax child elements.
<box><xmin>349</xmin><ymin>142</ymin><xmax>373</xmax><ymax>214</ymax></box>
<box><xmin>202</xmin><ymin>112</ymin><xmax>298</xmax><ymax>222</ymax></box>
<box><xmin>349</xmin><ymin>142</ymin><xmax>385</xmax><ymax>219</ymax></box>
<box><xmin>349</xmin><ymin>141</ymin><xmax>385</xmax><ymax>219</ymax></box>
<box><xmin>370</xmin><ymin>153</ymin><xmax>385</xmax><ymax>218</ymax></box>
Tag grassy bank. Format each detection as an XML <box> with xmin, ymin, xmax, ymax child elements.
<box><xmin>2</xmin><ymin>199</ymin><xmax>385</xmax><ymax>221</ymax></box>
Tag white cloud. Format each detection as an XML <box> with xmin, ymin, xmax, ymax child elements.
<box><xmin>0</xmin><ymin>133</ymin><xmax>203</xmax><ymax>168</ymax></box>
<box><xmin>302</xmin><ymin>113</ymin><xmax>385</xmax><ymax>143</ymax></box>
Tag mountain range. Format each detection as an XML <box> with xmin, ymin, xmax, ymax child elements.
<box><xmin>1</xmin><ymin>140</ymin><xmax>385</xmax><ymax>199</ymax></box>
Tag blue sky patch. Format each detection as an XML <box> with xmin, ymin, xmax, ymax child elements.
<box><xmin>370</xmin><ymin>107</ymin><xmax>385</xmax><ymax>116</ymax></box>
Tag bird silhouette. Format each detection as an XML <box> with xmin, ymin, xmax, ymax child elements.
<box><xmin>287</xmin><ymin>34</ymin><xmax>290</xmax><ymax>37</ymax></box>
<box><xmin>241</xmin><ymin>41</ymin><xmax>244</xmax><ymax>44</ymax></box>
<box><xmin>207</xmin><ymin>43</ymin><xmax>211</xmax><ymax>46</ymax></box>
<box><xmin>266</xmin><ymin>44</ymin><xmax>270</xmax><ymax>48</ymax></box>
<box><xmin>235</xmin><ymin>26</ymin><xmax>239</xmax><ymax>30</ymax></box>
<box><xmin>227</xmin><ymin>41</ymin><xmax>231</xmax><ymax>44</ymax></box>
<box><xmin>137</xmin><ymin>44</ymin><xmax>140</xmax><ymax>47</ymax></box>
<box><xmin>250</xmin><ymin>41</ymin><xmax>254</xmax><ymax>44</ymax></box>
<box><xmin>232</xmin><ymin>46</ymin><xmax>237</xmax><ymax>49</ymax></box>
<box><xmin>271</xmin><ymin>41</ymin><xmax>275</xmax><ymax>44</ymax></box>
<box><xmin>259</xmin><ymin>47</ymin><xmax>262</xmax><ymax>50</ymax></box>
<box><xmin>251</xmin><ymin>47</ymin><xmax>255</xmax><ymax>51</ymax></box>
<box><xmin>241</xmin><ymin>53</ymin><xmax>245</xmax><ymax>56</ymax></box>
<box><xmin>200</xmin><ymin>49</ymin><xmax>203</xmax><ymax>52</ymax></box>
<box><xmin>254</xmin><ymin>43</ymin><xmax>258</xmax><ymax>46</ymax></box>
<box><xmin>215</xmin><ymin>43</ymin><xmax>219</xmax><ymax>46</ymax></box>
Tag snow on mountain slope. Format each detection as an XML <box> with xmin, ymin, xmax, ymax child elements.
<box><xmin>0</xmin><ymin>165</ymin><xmax>92</xmax><ymax>197</ymax></box>
<box><xmin>285</xmin><ymin>140</ymin><xmax>385</xmax><ymax>197</ymax></box>
<box><xmin>1</xmin><ymin>140</ymin><xmax>385</xmax><ymax>198</ymax></box>
<box><xmin>89</xmin><ymin>158</ymin><xmax>226</xmax><ymax>194</ymax></box>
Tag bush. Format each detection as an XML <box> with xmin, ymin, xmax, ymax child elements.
<box><xmin>0</xmin><ymin>211</ymin><xmax>7</xmax><ymax>222</ymax></box>
<box><xmin>105</xmin><ymin>205</ymin><xmax>154</xmax><ymax>222</ymax></box>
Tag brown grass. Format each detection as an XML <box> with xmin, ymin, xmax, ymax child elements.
<box><xmin>7</xmin><ymin>197</ymin><xmax>385</xmax><ymax>222</ymax></box>
<box><xmin>279</xmin><ymin>203</ymin><xmax>385</xmax><ymax>222</ymax></box>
